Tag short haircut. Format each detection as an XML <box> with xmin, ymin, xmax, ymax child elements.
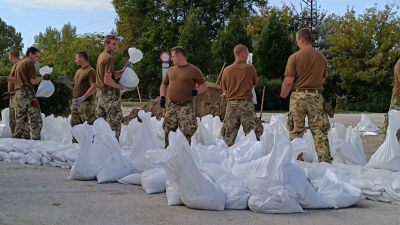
<box><xmin>297</xmin><ymin>28</ymin><xmax>313</xmax><ymax>43</ymax></box>
<box><xmin>26</xmin><ymin>47</ymin><xmax>40</xmax><ymax>57</ymax></box>
<box><xmin>171</xmin><ymin>46</ymin><xmax>186</xmax><ymax>57</ymax></box>
<box><xmin>104</xmin><ymin>34</ymin><xmax>118</xmax><ymax>44</ymax></box>
<box><xmin>9</xmin><ymin>49</ymin><xmax>20</xmax><ymax>58</ymax></box>
<box><xmin>233</xmin><ymin>44</ymin><xmax>249</xmax><ymax>57</ymax></box>
<box><xmin>76</xmin><ymin>51</ymin><xmax>89</xmax><ymax>61</ymax></box>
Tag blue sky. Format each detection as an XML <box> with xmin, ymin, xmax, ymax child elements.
<box><xmin>0</xmin><ymin>0</ymin><xmax>398</xmax><ymax>49</ymax></box>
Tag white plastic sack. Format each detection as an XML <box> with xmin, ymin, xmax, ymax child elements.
<box><xmin>367</xmin><ymin>110</ymin><xmax>400</xmax><ymax>171</ymax></box>
<box><xmin>0</xmin><ymin>108</ymin><xmax>12</xmax><ymax>138</ymax></box>
<box><xmin>39</xmin><ymin>66</ymin><xmax>53</xmax><ymax>75</ymax></box>
<box><xmin>141</xmin><ymin>168</ymin><xmax>167</xmax><ymax>194</ymax></box>
<box><xmin>1</xmin><ymin>108</ymin><xmax>10</xmax><ymax>126</ymax></box>
<box><xmin>128</xmin><ymin>47</ymin><xmax>144</xmax><ymax>64</ymax></box>
<box><xmin>166</xmin><ymin>179</ymin><xmax>182</xmax><ymax>206</ymax></box>
<box><xmin>118</xmin><ymin>173</ymin><xmax>142</xmax><ymax>185</ymax></box>
<box><xmin>357</xmin><ymin>113</ymin><xmax>380</xmax><ymax>133</ymax></box>
<box><xmin>216</xmin><ymin>175</ymin><xmax>250</xmax><ymax>209</ymax></box>
<box><xmin>36</xmin><ymin>80</ymin><xmax>55</xmax><ymax>98</ymax></box>
<box><xmin>119</xmin><ymin>67</ymin><xmax>139</xmax><ymax>89</ymax></box>
<box><xmin>251</xmin><ymin>87</ymin><xmax>257</xmax><ymax>105</ymax></box>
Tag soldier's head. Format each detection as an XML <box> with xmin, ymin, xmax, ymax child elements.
<box><xmin>104</xmin><ymin>35</ymin><xmax>119</xmax><ymax>53</ymax></box>
<box><xmin>233</xmin><ymin>44</ymin><xmax>249</xmax><ymax>62</ymax></box>
<box><xmin>75</xmin><ymin>51</ymin><xmax>89</xmax><ymax>67</ymax></box>
<box><xmin>171</xmin><ymin>46</ymin><xmax>187</xmax><ymax>66</ymax></box>
<box><xmin>296</xmin><ymin>28</ymin><xmax>313</xmax><ymax>49</ymax></box>
<box><xmin>26</xmin><ymin>47</ymin><xmax>41</xmax><ymax>63</ymax></box>
<box><xmin>8</xmin><ymin>49</ymin><xmax>20</xmax><ymax>64</ymax></box>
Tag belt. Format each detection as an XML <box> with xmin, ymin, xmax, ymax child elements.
<box><xmin>170</xmin><ymin>100</ymin><xmax>192</xmax><ymax>106</ymax></box>
<box><xmin>293</xmin><ymin>89</ymin><xmax>322</xmax><ymax>94</ymax></box>
<box><xmin>228</xmin><ymin>99</ymin><xmax>252</xmax><ymax>102</ymax></box>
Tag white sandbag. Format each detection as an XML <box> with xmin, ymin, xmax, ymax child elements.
<box><xmin>128</xmin><ymin>47</ymin><xmax>144</xmax><ymax>64</ymax></box>
<box><xmin>368</xmin><ymin>110</ymin><xmax>400</xmax><ymax>171</ymax></box>
<box><xmin>200</xmin><ymin>163</ymin><xmax>231</xmax><ymax>182</ymax></box>
<box><xmin>119</xmin><ymin>67</ymin><xmax>139</xmax><ymax>89</ymax></box>
<box><xmin>166</xmin><ymin>179</ymin><xmax>182</xmax><ymax>206</ymax></box>
<box><xmin>39</xmin><ymin>65</ymin><xmax>53</xmax><ymax>75</ymax></box>
<box><xmin>357</xmin><ymin>113</ymin><xmax>380</xmax><ymax>133</ymax></box>
<box><xmin>36</xmin><ymin>80</ymin><xmax>55</xmax><ymax>98</ymax></box>
<box><xmin>251</xmin><ymin>87</ymin><xmax>257</xmax><ymax>105</ymax></box>
<box><xmin>0</xmin><ymin>124</ymin><xmax>11</xmax><ymax>138</ymax></box>
<box><xmin>8</xmin><ymin>152</ymin><xmax>26</xmax><ymax>164</ymax></box>
<box><xmin>194</xmin><ymin>142</ymin><xmax>228</xmax><ymax>165</ymax></box>
<box><xmin>41</xmin><ymin>115</ymin><xmax>72</xmax><ymax>144</ymax></box>
<box><xmin>0</xmin><ymin>152</ymin><xmax>9</xmax><ymax>161</ymax></box>
<box><xmin>1</xmin><ymin>108</ymin><xmax>10</xmax><ymax>126</ymax></box>
<box><xmin>216</xmin><ymin>175</ymin><xmax>250</xmax><ymax>209</ymax></box>
<box><xmin>118</xmin><ymin>173</ymin><xmax>142</xmax><ymax>185</ymax></box>
<box><xmin>141</xmin><ymin>168</ymin><xmax>167</xmax><ymax>194</ymax></box>
<box><xmin>69</xmin><ymin>123</ymin><xmax>97</xmax><ymax>180</ymax></box>
<box><xmin>120</xmin><ymin>119</ymin><xmax>140</xmax><ymax>148</ymax></box>
<box><xmin>291</xmin><ymin>130</ymin><xmax>318</xmax><ymax>163</ymax></box>
<box><xmin>330</xmin><ymin>123</ymin><xmax>367</xmax><ymax>165</ymax></box>
<box><xmin>231</xmin><ymin>155</ymin><xmax>271</xmax><ymax>178</ymax></box>
<box><xmin>229</xmin><ymin>131</ymin><xmax>265</xmax><ymax>164</ymax></box>
<box><xmin>127</xmin><ymin>111</ymin><xmax>164</xmax><ymax>173</ymax></box>
<box><xmin>149</xmin><ymin>130</ymin><xmax>225</xmax><ymax>210</ymax></box>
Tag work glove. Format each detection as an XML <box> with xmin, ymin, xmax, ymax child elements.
<box><xmin>125</xmin><ymin>61</ymin><xmax>133</xmax><ymax>69</ymax></box>
<box><xmin>160</xmin><ymin>96</ymin><xmax>166</xmax><ymax>109</ymax></box>
<box><xmin>190</xmin><ymin>89</ymin><xmax>198</xmax><ymax>97</ymax></box>
<box><xmin>43</xmin><ymin>74</ymin><xmax>51</xmax><ymax>80</ymax></box>
<box><xmin>73</xmin><ymin>96</ymin><xmax>87</xmax><ymax>107</ymax></box>
<box><xmin>123</xmin><ymin>86</ymin><xmax>136</xmax><ymax>92</ymax></box>
<box><xmin>58</xmin><ymin>76</ymin><xmax>71</xmax><ymax>85</ymax></box>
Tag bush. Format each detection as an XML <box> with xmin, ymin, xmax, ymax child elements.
<box><xmin>255</xmin><ymin>78</ymin><xmax>289</xmax><ymax>111</ymax></box>
<box><xmin>346</xmin><ymin>94</ymin><xmax>391</xmax><ymax>113</ymax></box>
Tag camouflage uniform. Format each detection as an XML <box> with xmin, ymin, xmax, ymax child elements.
<box><xmin>71</xmin><ymin>98</ymin><xmax>96</xmax><ymax>127</ymax></box>
<box><xmin>163</xmin><ymin>101</ymin><xmax>197</xmax><ymax>147</ymax></box>
<box><xmin>287</xmin><ymin>90</ymin><xmax>331</xmax><ymax>162</ymax></box>
<box><xmin>221</xmin><ymin>99</ymin><xmax>261</xmax><ymax>146</ymax></box>
<box><xmin>14</xmin><ymin>87</ymin><xmax>42</xmax><ymax>140</ymax></box>
<box><xmin>9</xmin><ymin>95</ymin><xmax>17</xmax><ymax>137</ymax></box>
<box><xmin>96</xmin><ymin>88</ymin><xmax>122</xmax><ymax>140</ymax></box>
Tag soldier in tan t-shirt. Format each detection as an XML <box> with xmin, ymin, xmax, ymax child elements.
<box><xmin>280</xmin><ymin>28</ymin><xmax>331</xmax><ymax>162</ymax></box>
<box><xmin>160</xmin><ymin>46</ymin><xmax>207</xmax><ymax>147</ymax></box>
<box><xmin>95</xmin><ymin>35</ymin><xmax>128</xmax><ymax>140</ymax></box>
<box><xmin>6</xmin><ymin>49</ymin><xmax>21</xmax><ymax>137</ymax></box>
<box><xmin>220</xmin><ymin>44</ymin><xmax>261</xmax><ymax>146</ymax></box>
<box><xmin>14</xmin><ymin>47</ymin><xmax>49</xmax><ymax>140</ymax></box>
<box><xmin>58</xmin><ymin>52</ymin><xmax>97</xmax><ymax>136</ymax></box>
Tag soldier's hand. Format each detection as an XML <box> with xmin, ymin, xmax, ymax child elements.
<box><xmin>160</xmin><ymin>96</ymin><xmax>166</xmax><ymax>109</ymax></box>
<box><xmin>43</xmin><ymin>74</ymin><xmax>51</xmax><ymax>80</ymax></box>
<box><xmin>190</xmin><ymin>89</ymin><xmax>198</xmax><ymax>97</ymax></box>
<box><xmin>58</xmin><ymin>76</ymin><xmax>71</xmax><ymax>85</ymax></box>
<box><xmin>73</xmin><ymin>96</ymin><xmax>87</xmax><ymax>107</ymax></box>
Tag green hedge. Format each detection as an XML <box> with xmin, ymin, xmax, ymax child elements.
<box><xmin>255</xmin><ymin>78</ymin><xmax>289</xmax><ymax>111</ymax></box>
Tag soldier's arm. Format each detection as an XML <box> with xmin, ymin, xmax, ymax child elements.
<box><xmin>160</xmin><ymin>82</ymin><xmax>168</xmax><ymax>97</ymax></box>
<box><xmin>104</xmin><ymin>72</ymin><xmax>124</xmax><ymax>90</ymax></box>
<box><xmin>30</xmin><ymin>76</ymin><xmax>44</xmax><ymax>85</ymax></box>
<box><xmin>280</xmin><ymin>77</ymin><xmax>294</xmax><ymax>98</ymax></box>
<box><xmin>113</xmin><ymin>69</ymin><xmax>124</xmax><ymax>80</ymax></box>
<box><xmin>82</xmin><ymin>83</ymin><xmax>97</xmax><ymax>98</ymax></box>
<box><xmin>196</xmin><ymin>82</ymin><xmax>208</xmax><ymax>94</ymax></box>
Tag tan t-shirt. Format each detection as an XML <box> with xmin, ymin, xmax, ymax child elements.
<box><xmin>221</xmin><ymin>61</ymin><xmax>257</xmax><ymax>100</ymax></box>
<box><xmin>163</xmin><ymin>63</ymin><xmax>205</xmax><ymax>103</ymax></box>
<box><xmin>392</xmin><ymin>59</ymin><xmax>400</xmax><ymax>97</ymax></box>
<box><xmin>73</xmin><ymin>65</ymin><xmax>96</xmax><ymax>99</ymax></box>
<box><xmin>96</xmin><ymin>50</ymin><xmax>115</xmax><ymax>89</ymax></box>
<box><xmin>8</xmin><ymin>60</ymin><xmax>21</xmax><ymax>94</ymax></box>
<box><xmin>14</xmin><ymin>59</ymin><xmax>36</xmax><ymax>90</ymax></box>
<box><xmin>284</xmin><ymin>47</ymin><xmax>327</xmax><ymax>90</ymax></box>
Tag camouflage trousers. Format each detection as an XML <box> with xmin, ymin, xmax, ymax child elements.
<box><xmin>96</xmin><ymin>89</ymin><xmax>122</xmax><ymax>141</ymax></box>
<box><xmin>9</xmin><ymin>94</ymin><xmax>16</xmax><ymax>137</ymax></box>
<box><xmin>384</xmin><ymin>95</ymin><xmax>400</xmax><ymax>140</ymax></box>
<box><xmin>163</xmin><ymin>101</ymin><xmax>197</xmax><ymax>147</ymax></box>
<box><xmin>287</xmin><ymin>91</ymin><xmax>331</xmax><ymax>162</ymax></box>
<box><xmin>14</xmin><ymin>88</ymin><xmax>42</xmax><ymax>140</ymax></box>
<box><xmin>221</xmin><ymin>99</ymin><xmax>262</xmax><ymax>147</ymax></box>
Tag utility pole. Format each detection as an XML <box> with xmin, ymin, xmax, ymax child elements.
<box><xmin>301</xmin><ymin>0</ymin><xmax>318</xmax><ymax>45</ymax></box>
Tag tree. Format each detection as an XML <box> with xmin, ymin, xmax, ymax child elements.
<box><xmin>212</xmin><ymin>9</ymin><xmax>253</xmax><ymax>72</ymax></box>
<box><xmin>253</xmin><ymin>7</ymin><xmax>295</xmax><ymax>79</ymax></box>
<box><xmin>0</xmin><ymin>17</ymin><xmax>23</xmax><ymax>76</ymax></box>
<box><xmin>326</xmin><ymin>4</ymin><xmax>400</xmax><ymax>112</ymax></box>
<box><xmin>178</xmin><ymin>10</ymin><xmax>212</xmax><ymax>73</ymax></box>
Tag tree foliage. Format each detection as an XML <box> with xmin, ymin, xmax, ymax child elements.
<box><xmin>0</xmin><ymin>17</ymin><xmax>23</xmax><ymax>76</ymax></box>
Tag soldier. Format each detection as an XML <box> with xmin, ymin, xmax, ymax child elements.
<box><xmin>14</xmin><ymin>47</ymin><xmax>49</xmax><ymax>140</ymax></box>
<box><xmin>280</xmin><ymin>28</ymin><xmax>331</xmax><ymax>162</ymax></box>
<box><xmin>384</xmin><ymin>57</ymin><xmax>400</xmax><ymax>140</ymax></box>
<box><xmin>160</xmin><ymin>46</ymin><xmax>207</xmax><ymax>147</ymax></box>
<box><xmin>220</xmin><ymin>44</ymin><xmax>260</xmax><ymax>146</ymax></box>
<box><xmin>59</xmin><ymin>52</ymin><xmax>96</xmax><ymax>131</ymax></box>
<box><xmin>95</xmin><ymin>35</ymin><xmax>131</xmax><ymax>140</ymax></box>
<box><xmin>7</xmin><ymin>49</ymin><xmax>21</xmax><ymax>137</ymax></box>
